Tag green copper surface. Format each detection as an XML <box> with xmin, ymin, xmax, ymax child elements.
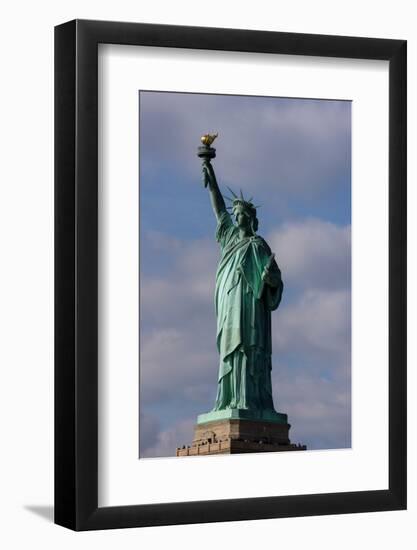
<box><xmin>197</xmin><ymin>409</ymin><xmax>288</xmax><ymax>425</ymax></box>
<box><xmin>198</xmin><ymin>146</ymin><xmax>285</xmax><ymax>425</ymax></box>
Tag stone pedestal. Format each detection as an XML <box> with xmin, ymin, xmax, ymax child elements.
<box><xmin>176</xmin><ymin>416</ymin><xmax>306</xmax><ymax>456</ymax></box>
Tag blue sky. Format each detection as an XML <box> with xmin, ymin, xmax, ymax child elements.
<box><xmin>139</xmin><ymin>91</ymin><xmax>351</xmax><ymax>457</ymax></box>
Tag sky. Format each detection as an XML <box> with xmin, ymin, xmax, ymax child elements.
<box><xmin>139</xmin><ymin>91</ymin><xmax>351</xmax><ymax>458</ymax></box>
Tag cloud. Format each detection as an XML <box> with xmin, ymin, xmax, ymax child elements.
<box><xmin>273</xmin><ymin>363</ymin><xmax>351</xmax><ymax>450</ymax></box>
<box><xmin>140</xmin><ymin>416</ymin><xmax>195</xmax><ymax>458</ymax></box>
<box><xmin>141</xmin><ymin>230</ymin><xmax>218</xmax><ymax>314</ymax></box>
<box><xmin>140</xmin><ymin>92</ymin><xmax>351</xmax><ymax>203</ymax></box>
<box><xmin>267</xmin><ymin>219</ymin><xmax>351</xmax><ymax>291</ymax></box>
<box><xmin>140</xmin><ymin>231</ymin><xmax>223</xmax><ymax>421</ymax></box>
<box><xmin>139</xmin><ymin>412</ymin><xmax>161</xmax><ymax>453</ymax></box>
<box><xmin>274</xmin><ymin>288</ymin><xmax>351</xmax><ymax>359</ymax></box>
<box><xmin>140</xmin><ymin>326</ymin><xmax>216</xmax><ymax>405</ymax></box>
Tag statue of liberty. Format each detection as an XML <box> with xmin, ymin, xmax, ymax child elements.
<box><xmin>198</xmin><ymin>134</ymin><xmax>284</xmax><ymax>422</ymax></box>
<box><xmin>175</xmin><ymin>134</ymin><xmax>306</xmax><ymax>455</ymax></box>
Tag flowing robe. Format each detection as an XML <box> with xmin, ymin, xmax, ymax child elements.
<box><xmin>213</xmin><ymin>212</ymin><xmax>283</xmax><ymax>412</ymax></box>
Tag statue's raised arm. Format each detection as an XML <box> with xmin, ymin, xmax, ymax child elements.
<box><xmin>197</xmin><ymin>133</ymin><xmax>227</xmax><ymax>223</ymax></box>
<box><xmin>203</xmin><ymin>161</ymin><xmax>227</xmax><ymax>222</ymax></box>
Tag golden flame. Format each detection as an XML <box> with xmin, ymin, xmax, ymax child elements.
<box><xmin>200</xmin><ymin>133</ymin><xmax>218</xmax><ymax>146</ymax></box>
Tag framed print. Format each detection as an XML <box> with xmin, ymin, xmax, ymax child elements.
<box><xmin>54</xmin><ymin>20</ymin><xmax>406</xmax><ymax>530</ymax></box>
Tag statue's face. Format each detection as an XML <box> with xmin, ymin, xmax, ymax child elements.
<box><xmin>234</xmin><ymin>205</ymin><xmax>251</xmax><ymax>229</ymax></box>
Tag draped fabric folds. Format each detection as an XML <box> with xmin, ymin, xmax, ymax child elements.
<box><xmin>212</xmin><ymin>212</ymin><xmax>283</xmax><ymax>412</ymax></box>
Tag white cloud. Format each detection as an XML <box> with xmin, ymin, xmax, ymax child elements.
<box><xmin>140</xmin><ymin>327</ymin><xmax>217</xmax><ymax>405</ymax></box>
<box><xmin>140</xmin><ymin>416</ymin><xmax>195</xmax><ymax>458</ymax></box>
<box><xmin>273</xmin><ymin>363</ymin><xmax>351</xmax><ymax>450</ymax></box>
<box><xmin>274</xmin><ymin>288</ymin><xmax>351</xmax><ymax>358</ymax></box>
<box><xmin>139</xmin><ymin>412</ymin><xmax>160</xmax><ymax>452</ymax></box>
<box><xmin>140</xmin><ymin>92</ymin><xmax>351</xmax><ymax>199</ymax></box>
<box><xmin>268</xmin><ymin>219</ymin><xmax>351</xmax><ymax>290</ymax></box>
<box><xmin>140</xmin><ymin>231</ymin><xmax>221</xmax><ymax>406</ymax></box>
<box><xmin>141</xmin><ymin>231</ymin><xmax>218</xmax><ymax>317</ymax></box>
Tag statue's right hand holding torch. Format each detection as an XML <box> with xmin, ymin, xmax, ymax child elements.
<box><xmin>202</xmin><ymin>159</ymin><xmax>216</xmax><ymax>189</ymax></box>
<box><xmin>197</xmin><ymin>133</ymin><xmax>226</xmax><ymax>221</ymax></box>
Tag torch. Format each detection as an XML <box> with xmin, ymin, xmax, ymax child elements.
<box><xmin>197</xmin><ymin>133</ymin><xmax>218</xmax><ymax>187</ymax></box>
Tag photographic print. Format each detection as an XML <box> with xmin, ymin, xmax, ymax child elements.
<box><xmin>139</xmin><ymin>91</ymin><xmax>351</xmax><ymax>459</ymax></box>
<box><xmin>55</xmin><ymin>21</ymin><xmax>406</xmax><ymax>529</ymax></box>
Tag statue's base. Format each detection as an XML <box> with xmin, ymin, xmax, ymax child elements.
<box><xmin>197</xmin><ymin>408</ymin><xmax>288</xmax><ymax>425</ymax></box>
<box><xmin>176</xmin><ymin>415</ymin><xmax>306</xmax><ymax>457</ymax></box>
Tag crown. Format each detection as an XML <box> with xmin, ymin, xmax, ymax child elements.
<box><xmin>224</xmin><ymin>188</ymin><xmax>260</xmax><ymax>214</ymax></box>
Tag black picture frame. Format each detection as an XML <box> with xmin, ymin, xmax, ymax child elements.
<box><xmin>55</xmin><ymin>19</ymin><xmax>407</xmax><ymax>531</ymax></box>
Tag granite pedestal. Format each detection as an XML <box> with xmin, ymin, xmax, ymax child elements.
<box><xmin>176</xmin><ymin>409</ymin><xmax>306</xmax><ymax>456</ymax></box>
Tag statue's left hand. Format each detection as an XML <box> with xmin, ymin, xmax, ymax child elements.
<box><xmin>262</xmin><ymin>266</ymin><xmax>279</xmax><ymax>287</ymax></box>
